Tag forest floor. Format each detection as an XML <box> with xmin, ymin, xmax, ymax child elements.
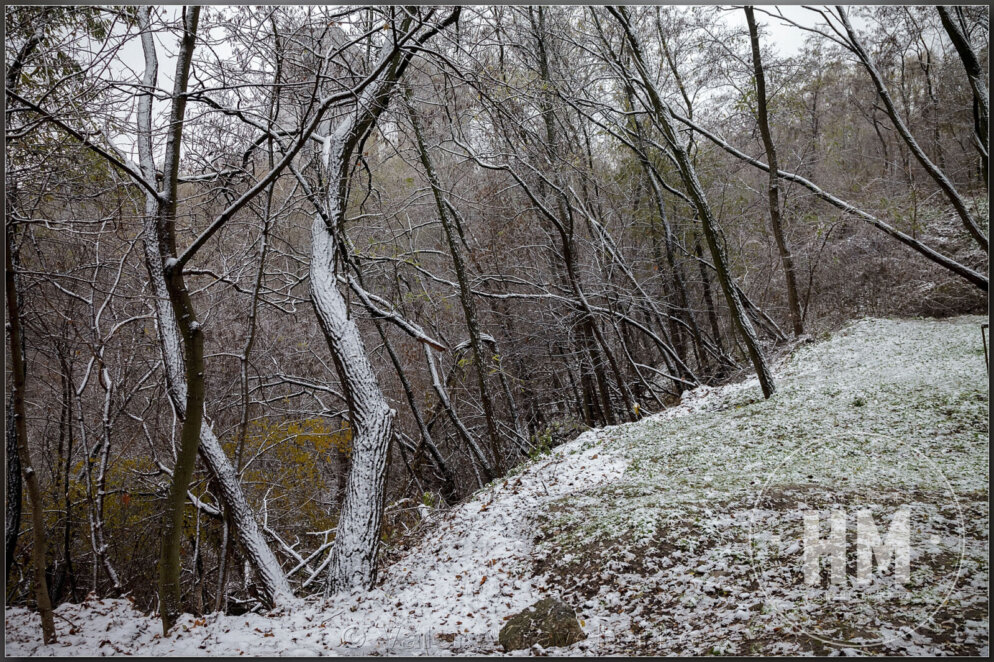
<box><xmin>5</xmin><ymin>315</ymin><xmax>989</xmax><ymax>656</ymax></box>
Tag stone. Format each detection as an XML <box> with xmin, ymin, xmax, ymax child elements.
<box><xmin>498</xmin><ymin>597</ymin><xmax>587</xmax><ymax>651</ymax></box>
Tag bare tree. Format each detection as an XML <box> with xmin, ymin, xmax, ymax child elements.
<box><xmin>836</xmin><ymin>6</ymin><xmax>987</xmax><ymax>253</ymax></box>
<box><xmin>745</xmin><ymin>6</ymin><xmax>804</xmax><ymax>336</ymax></box>
<box><xmin>305</xmin><ymin>6</ymin><xmax>461</xmax><ymax>594</ymax></box>
<box><xmin>937</xmin><ymin>5</ymin><xmax>989</xmax><ymax>186</ymax></box>
<box><xmin>607</xmin><ymin>5</ymin><xmax>776</xmax><ymax>398</ymax></box>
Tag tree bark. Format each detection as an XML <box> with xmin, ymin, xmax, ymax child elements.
<box><xmin>6</xmin><ymin>392</ymin><xmax>22</xmax><ymax>588</ymax></box>
<box><xmin>311</xmin><ymin>7</ymin><xmax>460</xmax><ymax>593</ymax></box>
<box><xmin>937</xmin><ymin>5</ymin><xmax>988</xmax><ymax>188</ymax></box>
<box><xmin>147</xmin><ymin>5</ymin><xmax>208</xmax><ymax>634</ymax></box>
<box><xmin>312</xmin><ymin>216</ymin><xmax>395</xmax><ymax>593</ymax></box>
<box><xmin>133</xmin><ymin>7</ymin><xmax>294</xmax><ymax>622</ymax></box>
<box><xmin>745</xmin><ymin>7</ymin><xmax>804</xmax><ymax>337</ymax></box>
<box><xmin>6</xmin><ymin>229</ymin><xmax>57</xmax><ymax>644</ymax></box>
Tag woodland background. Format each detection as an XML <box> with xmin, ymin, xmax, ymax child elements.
<box><xmin>4</xmin><ymin>3</ymin><xmax>988</xmax><ymax>625</ymax></box>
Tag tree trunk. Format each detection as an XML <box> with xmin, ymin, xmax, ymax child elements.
<box><xmin>134</xmin><ymin>7</ymin><xmax>294</xmax><ymax>624</ymax></box>
<box><xmin>6</xmin><ymin>229</ymin><xmax>57</xmax><ymax>644</ymax></box>
<box><xmin>937</xmin><ymin>5</ymin><xmax>988</xmax><ymax>188</ymax></box>
<box><xmin>312</xmin><ymin>219</ymin><xmax>395</xmax><ymax>592</ymax></box>
<box><xmin>745</xmin><ymin>7</ymin><xmax>804</xmax><ymax>337</ymax></box>
<box><xmin>5</xmin><ymin>391</ymin><xmax>22</xmax><ymax>588</ymax></box>
<box><xmin>837</xmin><ymin>6</ymin><xmax>987</xmax><ymax>252</ymax></box>
<box><xmin>151</xmin><ymin>6</ymin><xmax>207</xmax><ymax>634</ymax></box>
<box><xmin>404</xmin><ymin>92</ymin><xmax>505</xmax><ymax>473</ymax></box>
<box><xmin>309</xmin><ymin>6</ymin><xmax>459</xmax><ymax>595</ymax></box>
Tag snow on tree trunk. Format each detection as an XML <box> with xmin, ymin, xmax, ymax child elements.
<box><xmin>310</xmin><ymin>217</ymin><xmax>394</xmax><ymax>593</ymax></box>
<box><xmin>141</xmin><ymin>226</ymin><xmax>294</xmax><ymax>608</ymax></box>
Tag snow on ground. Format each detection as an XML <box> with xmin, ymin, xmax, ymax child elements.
<box><xmin>5</xmin><ymin>315</ymin><xmax>989</xmax><ymax>656</ymax></box>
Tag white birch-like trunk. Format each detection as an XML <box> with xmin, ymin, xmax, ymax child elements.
<box><xmin>141</xmin><ymin>215</ymin><xmax>294</xmax><ymax>609</ymax></box>
<box><xmin>134</xmin><ymin>6</ymin><xmax>293</xmax><ymax>609</ymax></box>
<box><xmin>310</xmin><ymin>217</ymin><xmax>394</xmax><ymax>592</ymax></box>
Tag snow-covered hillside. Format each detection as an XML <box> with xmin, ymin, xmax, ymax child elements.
<box><xmin>6</xmin><ymin>316</ymin><xmax>988</xmax><ymax>656</ymax></box>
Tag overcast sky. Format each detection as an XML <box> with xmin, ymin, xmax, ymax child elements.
<box><xmin>105</xmin><ymin>5</ymin><xmax>865</xmax><ymax>160</ymax></box>
<box><xmin>120</xmin><ymin>4</ymin><xmax>842</xmax><ymax>87</ymax></box>
<box><xmin>723</xmin><ymin>4</ymin><xmax>819</xmax><ymax>55</ymax></box>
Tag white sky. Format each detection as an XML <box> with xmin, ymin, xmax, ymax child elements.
<box><xmin>723</xmin><ymin>4</ymin><xmax>817</xmax><ymax>56</ymax></box>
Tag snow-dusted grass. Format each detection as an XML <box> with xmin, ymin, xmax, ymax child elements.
<box><xmin>536</xmin><ymin>315</ymin><xmax>989</xmax><ymax>655</ymax></box>
<box><xmin>6</xmin><ymin>315</ymin><xmax>988</xmax><ymax>656</ymax></box>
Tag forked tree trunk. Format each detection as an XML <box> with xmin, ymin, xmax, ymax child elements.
<box><xmin>134</xmin><ymin>8</ymin><xmax>293</xmax><ymax>630</ymax></box>
<box><xmin>146</xmin><ymin>6</ymin><xmax>210</xmax><ymax>634</ymax></box>
<box><xmin>313</xmin><ymin>7</ymin><xmax>460</xmax><ymax>593</ymax></box>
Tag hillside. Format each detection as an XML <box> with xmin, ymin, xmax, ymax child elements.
<box><xmin>5</xmin><ymin>315</ymin><xmax>989</xmax><ymax>656</ymax></box>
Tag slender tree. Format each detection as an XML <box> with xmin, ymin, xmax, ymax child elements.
<box><xmin>6</xmin><ymin>229</ymin><xmax>57</xmax><ymax>643</ymax></box>
<box><xmin>608</xmin><ymin>5</ymin><xmax>776</xmax><ymax>398</ymax></box>
<box><xmin>937</xmin><ymin>5</ymin><xmax>989</xmax><ymax>187</ymax></box>
<box><xmin>745</xmin><ymin>6</ymin><xmax>804</xmax><ymax>336</ymax></box>
<box><xmin>836</xmin><ymin>6</ymin><xmax>988</xmax><ymax>253</ymax></box>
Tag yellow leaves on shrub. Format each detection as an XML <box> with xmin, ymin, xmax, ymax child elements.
<box><xmin>235</xmin><ymin>418</ymin><xmax>352</xmax><ymax>534</ymax></box>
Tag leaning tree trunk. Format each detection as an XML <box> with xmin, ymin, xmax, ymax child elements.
<box><xmin>312</xmin><ymin>45</ymin><xmax>403</xmax><ymax>597</ymax></box>
<box><xmin>937</xmin><ymin>5</ymin><xmax>989</xmax><ymax>188</ymax></box>
<box><xmin>746</xmin><ymin>6</ymin><xmax>803</xmax><ymax>337</ymax></box>
<box><xmin>140</xmin><ymin>6</ymin><xmax>209</xmax><ymax>634</ymax></box>
<box><xmin>837</xmin><ymin>6</ymin><xmax>988</xmax><ymax>253</ymax></box>
<box><xmin>134</xmin><ymin>7</ymin><xmax>293</xmax><ymax>623</ymax></box>
<box><xmin>312</xmin><ymin>7</ymin><xmax>461</xmax><ymax>593</ymax></box>
<box><xmin>610</xmin><ymin>5</ymin><xmax>776</xmax><ymax>398</ymax></box>
<box><xmin>312</xmin><ymin>217</ymin><xmax>395</xmax><ymax>593</ymax></box>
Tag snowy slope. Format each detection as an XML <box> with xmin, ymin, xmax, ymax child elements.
<box><xmin>5</xmin><ymin>315</ymin><xmax>988</xmax><ymax>656</ymax></box>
